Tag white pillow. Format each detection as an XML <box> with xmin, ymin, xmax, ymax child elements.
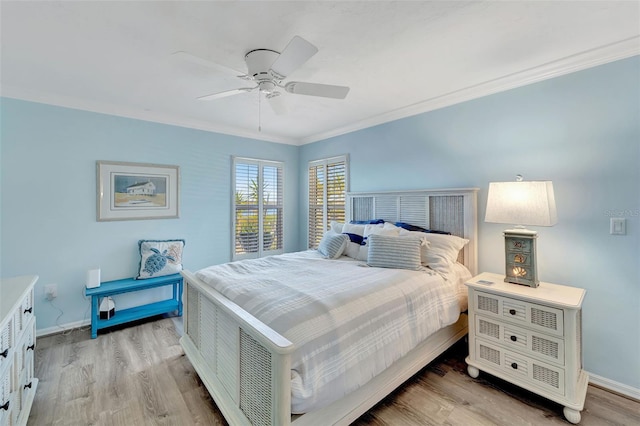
<box><xmin>342</xmin><ymin>223</ymin><xmax>366</xmax><ymax>259</ymax></box>
<box><xmin>382</xmin><ymin>222</ymin><xmax>401</xmax><ymax>232</ymax></box>
<box><xmin>330</xmin><ymin>221</ymin><xmax>344</xmax><ymax>234</ymax></box>
<box><xmin>317</xmin><ymin>232</ymin><xmax>349</xmax><ymax>259</ymax></box>
<box><xmin>363</xmin><ymin>223</ymin><xmax>384</xmax><ymax>236</ymax></box>
<box><xmin>342</xmin><ymin>222</ymin><xmax>365</xmax><ymax>236</ymax></box>
<box><xmin>399</xmin><ymin>229</ymin><xmax>469</xmax><ymax>272</ymax></box>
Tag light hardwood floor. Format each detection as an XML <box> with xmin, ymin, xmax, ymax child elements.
<box><xmin>29</xmin><ymin>317</ymin><xmax>639</xmax><ymax>425</ymax></box>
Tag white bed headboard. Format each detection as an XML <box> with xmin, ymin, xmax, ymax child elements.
<box><xmin>346</xmin><ymin>188</ymin><xmax>479</xmax><ymax>275</ymax></box>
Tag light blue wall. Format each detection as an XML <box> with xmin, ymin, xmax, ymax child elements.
<box><xmin>300</xmin><ymin>56</ymin><xmax>640</xmax><ymax>389</ymax></box>
<box><xmin>0</xmin><ymin>99</ymin><xmax>299</xmax><ymax>331</ymax></box>
<box><xmin>2</xmin><ymin>56</ymin><xmax>638</xmax><ymax>391</ymax></box>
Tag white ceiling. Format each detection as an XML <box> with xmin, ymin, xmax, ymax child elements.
<box><xmin>2</xmin><ymin>1</ymin><xmax>639</xmax><ymax>145</ymax></box>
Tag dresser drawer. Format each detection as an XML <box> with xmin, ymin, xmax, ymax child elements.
<box><xmin>18</xmin><ymin>289</ymin><xmax>34</xmax><ymax>334</ymax></box>
<box><xmin>475</xmin><ymin>339</ymin><xmax>565</xmax><ymax>396</ymax></box>
<box><xmin>475</xmin><ymin>316</ymin><xmax>565</xmax><ymax>366</ymax></box>
<box><xmin>0</xmin><ymin>393</ymin><xmax>13</xmax><ymax>426</ymax></box>
<box><xmin>17</xmin><ymin>320</ymin><xmax>35</xmax><ymax>374</ymax></box>
<box><xmin>474</xmin><ymin>291</ymin><xmax>564</xmax><ymax>337</ymax></box>
<box><xmin>1</xmin><ymin>373</ymin><xmax>10</xmax><ymax>411</ymax></box>
<box><xmin>0</xmin><ymin>317</ymin><xmax>14</xmax><ymax>374</ymax></box>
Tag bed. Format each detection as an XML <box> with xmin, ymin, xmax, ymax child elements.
<box><xmin>180</xmin><ymin>188</ymin><xmax>478</xmax><ymax>425</ymax></box>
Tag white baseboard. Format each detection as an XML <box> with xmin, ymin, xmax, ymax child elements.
<box><xmin>36</xmin><ymin>315</ymin><xmax>181</xmax><ymax>338</ymax></box>
<box><xmin>37</xmin><ymin>319</ymin><xmax>91</xmax><ymax>337</ymax></box>
<box><xmin>588</xmin><ymin>371</ymin><xmax>640</xmax><ymax>401</ymax></box>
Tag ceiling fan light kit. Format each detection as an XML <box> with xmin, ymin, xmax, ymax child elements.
<box><xmin>244</xmin><ymin>49</ymin><xmax>280</xmax><ymax>82</ymax></box>
<box><xmin>179</xmin><ymin>35</ymin><xmax>350</xmax><ymax>116</ymax></box>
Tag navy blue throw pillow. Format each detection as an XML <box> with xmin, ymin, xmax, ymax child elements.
<box><xmin>350</xmin><ymin>219</ymin><xmax>385</xmax><ymax>225</ymax></box>
<box><xmin>343</xmin><ymin>233</ymin><xmax>366</xmax><ymax>245</ymax></box>
<box><xmin>394</xmin><ymin>222</ymin><xmax>451</xmax><ymax>235</ymax></box>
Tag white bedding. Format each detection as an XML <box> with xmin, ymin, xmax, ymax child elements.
<box><xmin>195</xmin><ymin>250</ymin><xmax>470</xmax><ymax>413</ymax></box>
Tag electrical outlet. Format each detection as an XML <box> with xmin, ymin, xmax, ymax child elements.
<box><xmin>44</xmin><ymin>284</ymin><xmax>57</xmax><ymax>300</ymax></box>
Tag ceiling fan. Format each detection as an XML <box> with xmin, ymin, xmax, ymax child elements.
<box><xmin>174</xmin><ymin>36</ymin><xmax>350</xmax><ymax>115</ymax></box>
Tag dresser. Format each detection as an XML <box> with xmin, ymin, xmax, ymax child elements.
<box><xmin>465</xmin><ymin>272</ymin><xmax>588</xmax><ymax>424</ymax></box>
<box><xmin>1</xmin><ymin>276</ymin><xmax>38</xmax><ymax>426</ymax></box>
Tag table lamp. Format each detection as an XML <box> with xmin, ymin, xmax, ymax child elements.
<box><xmin>485</xmin><ymin>176</ymin><xmax>557</xmax><ymax>287</ymax></box>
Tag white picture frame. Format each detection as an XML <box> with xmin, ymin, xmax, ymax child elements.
<box><xmin>96</xmin><ymin>161</ymin><xmax>180</xmax><ymax>221</ymax></box>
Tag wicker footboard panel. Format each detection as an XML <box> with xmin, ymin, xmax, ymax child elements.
<box><xmin>181</xmin><ymin>272</ymin><xmax>294</xmax><ymax>426</ymax></box>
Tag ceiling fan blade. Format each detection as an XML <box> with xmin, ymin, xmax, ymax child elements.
<box><xmin>172</xmin><ymin>51</ymin><xmax>250</xmax><ymax>80</ymax></box>
<box><xmin>284</xmin><ymin>82</ymin><xmax>350</xmax><ymax>99</ymax></box>
<box><xmin>197</xmin><ymin>87</ymin><xmax>255</xmax><ymax>101</ymax></box>
<box><xmin>269</xmin><ymin>36</ymin><xmax>318</xmax><ymax>80</ymax></box>
<box><xmin>266</xmin><ymin>92</ymin><xmax>287</xmax><ymax>115</ymax></box>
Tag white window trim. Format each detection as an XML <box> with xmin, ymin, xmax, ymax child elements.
<box><xmin>232</xmin><ymin>156</ymin><xmax>284</xmax><ymax>260</ymax></box>
<box><xmin>308</xmin><ymin>154</ymin><xmax>349</xmax><ymax>249</ymax></box>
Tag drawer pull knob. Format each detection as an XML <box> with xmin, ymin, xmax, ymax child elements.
<box><xmin>27</xmin><ymin>344</ymin><xmax>35</xmax><ymax>351</ymax></box>
<box><xmin>24</xmin><ymin>307</ymin><xmax>32</xmax><ymax>314</ymax></box>
<box><xmin>510</xmin><ymin>335</ymin><xmax>517</xmax><ymax>342</ymax></box>
<box><xmin>509</xmin><ymin>309</ymin><xmax>516</xmax><ymax>315</ymax></box>
<box><xmin>0</xmin><ymin>401</ymin><xmax>8</xmax><ymax>411</ymax></box>
<box><xmin>24</xmin><ymin>382</ymin><xmax>32</xmax><ymax>390</ymax></box>
<box><xmin>0</xmin><ymin>349</ymin><xmax>8</xmax><ymax>358</ymax></box>
<box><xmin>511</xmin><ymin>362</ymin><xmax>518</xmax><ymax>369</ymax></box>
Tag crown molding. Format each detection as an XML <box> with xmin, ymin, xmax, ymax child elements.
<box><xmin>0</xmin><ymin>87</ymin><xmax>299</xmax><ymax>146</ymax></box>
<box><xmin>3</xmin><ymin>36</ymin><xmax>638</xmax><ymax>147</ymax></box>
<box><xmin>299</xmin><ymin>36</ymin><xmax>640</xmax><ymax>145</ymax></box>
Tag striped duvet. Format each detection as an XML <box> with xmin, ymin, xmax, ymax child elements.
<box><xmin>195</xmin><ymin>250</ymin><xmax>470</xmax><ymax>413</ymax></box>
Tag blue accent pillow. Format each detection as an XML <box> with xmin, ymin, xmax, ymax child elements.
<box><xmin>137</xmin><ymin>239</ymin><xmax>185</xmax><ymax>279</ymax></box>
<box><xmin>394</xmin><ymin>222</ymin><xmax>451</xmax><ymax>235</ymax></box>
<box><xmin>350</xmin><ymin>219</ymin><xmax>385</xmax><ymax>224</ymax></box>
<box><xmin>343</xmin><ymin>233</ymin><xmax>366</xmax><ymax>245</ymax></box>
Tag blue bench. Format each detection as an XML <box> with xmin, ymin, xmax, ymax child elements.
<box><xmin>85</xmin><ymin>273</ymin><xmax>183</xmax><ymax>339</ymax></box>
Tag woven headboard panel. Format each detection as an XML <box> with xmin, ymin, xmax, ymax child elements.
<box><xmin>346</xmin><ymin>188</ymin><xmax>478</xmax><ymax>275</ymax></box>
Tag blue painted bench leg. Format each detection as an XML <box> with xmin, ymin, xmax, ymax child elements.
<box><xmin>91</xmin><ymin>296</ymin><xmax>99</xmax><ymax>339</ymax></box>
<box><xmin>177</xmin><ymin>281</ymin><xmax>183</xmax><ymax>316</ymax></box>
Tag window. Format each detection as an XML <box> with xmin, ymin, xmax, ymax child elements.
<box><xmin>233</xmin><ymin>157</ymin><xmax>284</xmax><ymax>260</ymax></box>
<box><xmin>308</xmin><ymin>155</ymin><xmax>349</xmax><ymax>249</ymax></box>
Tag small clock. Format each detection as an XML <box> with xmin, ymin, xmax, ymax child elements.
<box><xmin>503</xmin><ymin>229</ymin><xmax>539</xmax><ymax>287</ymax></box>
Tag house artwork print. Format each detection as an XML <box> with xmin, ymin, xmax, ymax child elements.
<box><xmin>113</xmin><ymin>174</ymin><xmax>167</xmax><ymax>208</ymax></box>
<box><xmin>97</xmin><ymin>161</ymin><xmax>179</xmax><ymax>221</ymax></box>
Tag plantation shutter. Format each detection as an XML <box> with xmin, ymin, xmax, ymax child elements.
<box><xmin>233</xmin><ymin>157</ymin><xmax>284</xmax><ymax>260</ymax></box>
<box><xmin>308</xmin><ymin>155</ymin><xmax>348</xmax><ymax>249</ymax></box>
<box><xmin>308</xmin><ymin>163</ymin><xmax>325</xmax><ymax>249</ymax></box>
<box><xmin>263</xmin><ymin>163</ymin><xmax>283</xmax><ymax>254</ymax></box>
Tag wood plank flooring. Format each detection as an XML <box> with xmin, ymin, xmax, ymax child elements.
<box><xmin>29</xmin><ymin>317</ymin><xmax>640</xmax><ymax>425</ymax></box>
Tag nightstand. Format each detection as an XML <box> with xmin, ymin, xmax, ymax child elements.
<box><xmin>465</xmin><ymin>272</ymin><xmax>588</xmax><ymax>424</ymax></box>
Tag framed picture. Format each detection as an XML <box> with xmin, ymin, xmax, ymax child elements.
<box><xmin>97</xmin><ymin>161</ymin><xmax>180</xmax><ymax>221</ymax></box>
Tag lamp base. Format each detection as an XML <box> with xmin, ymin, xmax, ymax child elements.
<box><xmin>503</xmin><ymin>229</ymin><xmax>539</xmax><ymax>288</ymax></box>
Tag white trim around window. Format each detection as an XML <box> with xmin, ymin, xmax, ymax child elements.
<box><xmin>308</xmin><ymin>154</ymin><xmax>349</xmax><ymax>249</ymax></box>
<box><xmin>232</xmin><ymin>156</ymin><xmax>284</xmax><ymax>260</ymax></box>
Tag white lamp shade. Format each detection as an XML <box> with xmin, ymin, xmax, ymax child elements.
<box><xmin>485</xmin><ymin>181</ymin><xmax>557</xmax><ymax>227</ymax></box>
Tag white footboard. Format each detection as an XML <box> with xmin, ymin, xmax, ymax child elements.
<box><xmin>180</xmin><ymin>270</ymin><xmax>295</xmax><ymax>426</ymax></box>
<box><xmin>181</xmin><ymin>267</ymin><xmax>468</xmax><ymax>426</ymax></box>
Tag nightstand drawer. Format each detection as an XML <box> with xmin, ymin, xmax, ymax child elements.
<box><xmin>475</xmin><ymin>316</ymin><xmax>565</xmax><ymax>365</ymax></box>
<box><xmin>475</xmin><ymin>339</ymin><xmax>565</xmax><ymax>396</ymax></box>
<box><xmin>475</xmin><ymin>291</ymin><xmax>564</xmax><ymax>337</ymax></box>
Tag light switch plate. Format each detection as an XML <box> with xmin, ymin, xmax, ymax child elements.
<box><xmin>610</xmin><ymin>217</ymin><xmax>626</xmax><ymax>235</ymax></box>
